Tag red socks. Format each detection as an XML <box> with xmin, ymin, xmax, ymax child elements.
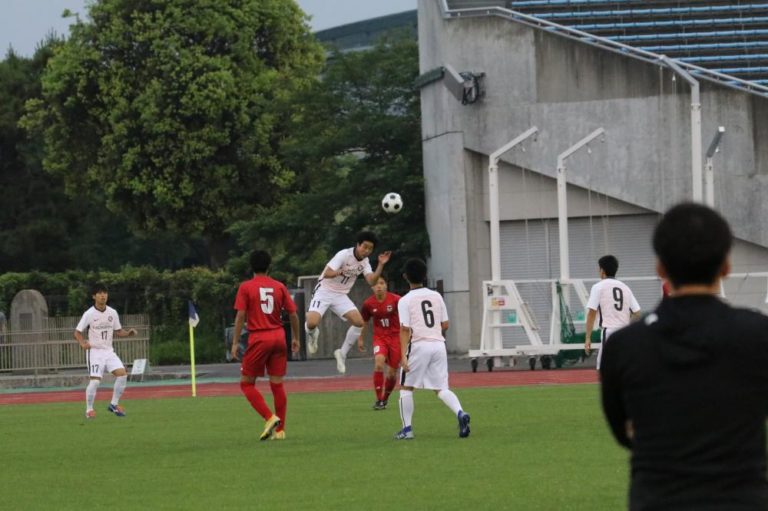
<box><xmin>373</xmin><ymin>371</ymin><xmax>385</xmax><ymax>400</ymax></box>
<box><xmin>270</xmin><ymin>382</ymin><xmax>287</xmax><ymax>432</ymax></box>
<box><xmin>240</xmin><ymin>381</ymin><xmax>272</xmax><ymax>421</ymax></box>
<box><xmin>384</xmin><ymin>376</ymin><xmax>397</xmax><ymax>401</ymax></box>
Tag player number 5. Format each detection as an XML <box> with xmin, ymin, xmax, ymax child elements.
<box><xmin>260</xmin><ymin>288</ymin><xmax>275</xmax><ymax>314</ymax></box>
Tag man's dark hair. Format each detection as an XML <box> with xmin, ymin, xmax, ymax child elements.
<box><xmin>598</xmin><ymin>255</ymin><xmax>619</xmax><ymax>278</ymax></box>
<box><xmin>403</xmin><ymin>258</ymin><xmax>428</xmax><ymax>285</ymax></box>
<box><xmin>91</xmin><ymin>282</ymin><xmax>108</xmax><ymax>295</ymax></box>
<box><xmin>356</xmin><ymin>230</ymin><xmax>378</xmax><ymax>248</ymax></box>
<box><xmin>653</xmin><ymin>203</ymin><xmax>732</xmax><ymax>287</ymax></box>
<box><xmin>250</xmin><ymin>250</ymin><xmax>272</xmax><ymax>274</ymax></box>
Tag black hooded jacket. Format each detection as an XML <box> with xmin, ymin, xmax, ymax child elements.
<box><xmin>601</xmin><ymin>295</ymin><xmax>768</xmax><ymax>511</ymax></box>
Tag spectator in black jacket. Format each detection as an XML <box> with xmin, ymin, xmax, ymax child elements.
<box><xmin>601</xmin><ymin>203</ymin><xmax>768</xmax><ymax>511</ymax></box>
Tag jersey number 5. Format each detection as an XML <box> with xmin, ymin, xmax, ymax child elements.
<box><xmin>260</xmin><ymin>288</ymin><xmax>275</xmax><ymax>314</ymax></box>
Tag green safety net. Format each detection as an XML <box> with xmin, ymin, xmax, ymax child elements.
<box><xmin>554</xmin><ymin>282</ymin><xmax>600</xmax><ymax>368</ymax></box>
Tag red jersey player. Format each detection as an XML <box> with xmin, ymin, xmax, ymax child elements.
<box><xmin>357</xmin><ymin>276</ymin><xmax>401</xmax><ymax>410</ymax></box>
<box><xmin>231</xmin><ymin>250</ymin><xmax>300</xmax><ymax>441</ymax></box>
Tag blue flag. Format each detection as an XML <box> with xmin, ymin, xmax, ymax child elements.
<box><xmin>188</xmin><ymin>301</ymin><xmax>200</xmax><ymax>328</ymax></box>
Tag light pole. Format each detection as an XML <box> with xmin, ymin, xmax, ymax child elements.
<box><xmin>704</xmin><ymin>126</ymin><xmax>725</xmax><ymax>208</ymax></box>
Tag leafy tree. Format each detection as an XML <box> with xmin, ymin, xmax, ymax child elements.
<box><xmin>22</xmin><ymin>0</ymin><xmax>324</xmax><ymax>267</ymax></box>
<box><xmin>230</xmin><ymin>36</ymin><xmax>429</xmax><ymax>288</ymax></box>
<box><xmin>0</xmin><ymin>40</ymin><xmax>208</xmax><ymax>272</ymax></box>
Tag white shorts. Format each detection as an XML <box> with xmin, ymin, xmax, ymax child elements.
<box><xmin>400</xmin><ymin>341</ymin><xmax>449</xmax><ymax>390</ymax></box>
<box><xmin>87</xmin><ymin>349</ymin><xmax>124</xmax><ymax>378</ymax></box>
<box><xmin>596</xmin><ymin>327</ymin><xmax>620</xmax><ymax>371</ymax></box>
<box><xmin>307</xmin><ymin>288</ymin><xmax>357</xmax><ymax>319</ymax></box>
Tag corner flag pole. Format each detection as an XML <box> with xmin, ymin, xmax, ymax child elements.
<box><xmin>188</xmin><ymin>301</ymin><xmax>200</xmax><ymax>397</ymax></box>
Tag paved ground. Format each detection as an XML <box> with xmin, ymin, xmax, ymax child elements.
<box><xmin>0</xmin><ymin>353</ymin><xmax>600</xmax><ymax>405</ymax></box>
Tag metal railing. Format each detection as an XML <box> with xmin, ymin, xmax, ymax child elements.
<box><xmin>439</xmin><ymin>0</ymin><xmax>768</xmax><ymax>98</ymax></box>
<box><xmin>0</xmin><ymin>314</ymin><xmax>150</xmax><ymax>372</ymax></box>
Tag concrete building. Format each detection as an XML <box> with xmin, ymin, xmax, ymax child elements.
<box><xmin>417</xmin><ymin>0</ymin><xmax>768</xmax><ymax>353</ymax></box>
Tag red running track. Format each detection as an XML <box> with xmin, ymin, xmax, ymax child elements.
<box><xmin>0</xmin><ymin>368</ymin><xmax>598</xmax><ymax>405</ymax></box>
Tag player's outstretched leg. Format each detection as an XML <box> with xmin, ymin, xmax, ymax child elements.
<box><xmin>335</xmin><ymin>325</ymin><xmax>362</xmax><ymax>374</ymax></box>
<box><xmin>394</xmin><ymin>389</ymin><xmax>415</xmax><ymax>439</ymax></box>
<box><xmin>85</xmin><ymin>379</ymin><xmax>100</xmax><ymax>418</ymax></box>
<box><xmin>437</xmin><ymin>389</ymin><xmax>470</xmax><ymax>438</ymax></box>
<box><xmin>107</xmin><ymin>374</ymin><xmax>128</xmax><ymax>417</ymax></box>
<box><xmin>305</xmin><ymin>322</ymin><xmax>320</xmax><ymax>355</ymax></box>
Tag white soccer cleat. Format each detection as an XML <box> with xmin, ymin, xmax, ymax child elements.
<box><xmin>306</xmin><ymin>327</ymin><xmax>319</xmax><ymax>355</ymax></box>
<box><xmin>333</xmin><ymin>349</ymin><xmax>346</xmax><ymax>374</ymax></box>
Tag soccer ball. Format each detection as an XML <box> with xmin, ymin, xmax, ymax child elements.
<box><xmin>381</xmin><ymin>192</ymin><xmax>403</xmax><ymax>214</ymax></box>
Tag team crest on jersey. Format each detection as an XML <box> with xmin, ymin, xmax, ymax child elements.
<box><xmin>108</xmin><ymin>316</ymin><xmax>113</xmax><ymax>322</ymax></box>
<box><xmin>386</xmin><ymin>305</ymin><xmax>393</xmax><ymax>312</ymax></box>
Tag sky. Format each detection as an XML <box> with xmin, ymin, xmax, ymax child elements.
<box><xmin>0</xmin><ymin>0</ymin><xmax>417</xmax><ymax>58</ymax></box>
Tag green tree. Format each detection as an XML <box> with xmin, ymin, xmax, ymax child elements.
<box><xmin>230</xmin><ymin>36</ymin><xmax>428</xmax><ymax>287</ymax></box>
<box><xmin>22</xmin><ymin>0</ymin><xmax>324</xmax><ymax>267</ymax></box>
<box><xmin>0</xmin><ymin>40</ymin><xmax>208</xmax><ymax>272</ymax></box>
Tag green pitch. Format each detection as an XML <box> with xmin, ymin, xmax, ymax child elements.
<box><xmin>0</xmin><ymin>385</ymin><xmax>628</xmax><ymax>510</ymax></box>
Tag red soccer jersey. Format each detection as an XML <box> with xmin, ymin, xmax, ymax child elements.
<box><xmin>234</xmin><ymin>276</ymin><xmax>297</xmax><ymax>332</ymax></box>
<box><xmin>361</xmin><ymin>292</ymin><xmax>401</xmax><ymax>339</ymax></box>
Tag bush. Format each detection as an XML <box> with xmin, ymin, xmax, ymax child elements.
<box><xmin>0</xmin><ymin>266</ymin><xmax>240</xmax><ymax>365</ymax></box>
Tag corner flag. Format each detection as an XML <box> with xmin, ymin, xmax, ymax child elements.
<box><xmin>188</xmin><ymin>301</ymin><xmax>200</xmax><ymax>328</ymax></box>
<box><xmin>187</xmin><ymin>300</ymin><xmax>199</xmax><ymax>396</ymax></box>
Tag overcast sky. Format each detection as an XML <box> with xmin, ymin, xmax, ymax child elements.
<box><xmin>0</xmin><ymin>0</ymin><xmax>417</xmax><ymax>58</ymax></box>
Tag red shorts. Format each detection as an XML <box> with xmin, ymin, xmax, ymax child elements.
<box><xmin>240</xmin><ymin>329</ymin><xmax>287</xmax><ymax>378</ymax></box>
<box><xmin>373</xmin><ymin>336</ymin><xmax>401</xmax><ymax>369</ymax></box>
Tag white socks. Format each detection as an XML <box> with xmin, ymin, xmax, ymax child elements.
<box><xmin>86</xmin><ymin>379</ymin><xmax>100</xmax><ymax>411</ymax></box>
<box><xmin>340</xmin><ymin>325</ymin><xmax>362</xmax><ymax>358</ymax></box>
<box><xmin>438</xmin><ymin>389</ymin><xmax>463</xmax><ymax>416</ymax></box>
<box><xmin>399</xmin><ymin>390</ymin><xmax>414</xmax><ymax>429</ymax></box>
<box><xmin>112</xmin><ymin>375</ymin><xmax>127</xmax><ymax>406</ymax></box>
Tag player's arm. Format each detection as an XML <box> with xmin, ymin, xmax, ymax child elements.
<box><xmin>114</xmin><ymin>328</ymin><xmax>137</xmax><ymax>338</ymax></box>
<box><xmin>231</xmin><ymin>310</ymin><xmax>246</xmax><ymax>361</ymax></box>
<box><xmin>288</xmin><ymin>312</ymin><xmax>300</xmax><ymax>354</ymax></box>
<box><xmin>629</xmin><ymin>293</ymin><xmax>642</xmax><ymax>322</ymax></box>
<box><xmin>364</xmin><ymin>251</ymin><xmax>392</xmax><ymax>286</ymax></box>
<box><xmin>441</xmin><ymin>320</ymin><xmax>449</xmax><ymax>334</ymax></box>
<box><xmin>74</xmin><ymin>312</ymin><xmax>90</xmax><ymax>349</ymax></box>
<box><xmin>74</xmin><ymin>329</ymin><xmax>90</xmax><ymax>350</ymax></box>
<box><xmin>584</xmin><ymin>308</ymin><xmax>597</xmax><ymax>354</ymax></box>
<box><xmin>323</xmin><ymin>265</ymin><xmax>345</xmax><ymax>279</ymax></box>
<box><xmin>399</xmin><ymin>325</ymin><xmax>411</xmax><ymax>372</ymax></box>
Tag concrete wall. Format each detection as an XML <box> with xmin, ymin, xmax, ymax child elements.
<box><xmin>418</xmin><ymin>0</ymin><xmax>768</xmax><ymax>351</ymax></box>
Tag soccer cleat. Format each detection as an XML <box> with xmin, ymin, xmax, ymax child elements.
<box><xmin>306</xmin><ymin>327</ymin><xmax>319</xmax><ymax>355</ymax></box>
<box><xmin>373</xmin><ymin>400</ymin><xmax>387</xmax><ymax>410</ymax></box>
<box><xmin>271</xmin><ymin>430</ymin><xmax>286</xmax><ymax>441</ymax></box>
<box><xmin>394</xmin><ymin>427</ymin><xmax>414</xmax><ymax>440</ymax></box>
<box><xmin>107</xmin><ymin>403</ymin><xmax>126</xmax><ymax>417</ymax></box>
<box><xmin>458</xmin><ymin>411</ymin><xmax>471</xmax><ymax>438</ymax></box>
<box><xmin>334</xmin><ymin>349</ymin><xmax>346</xmax><ymax>374</ymax></box>
<box><xmin>260</xmin><ymin>415</ymin><xmax>281</xmax><ymax>441</ymax></box>
<box><xmin>85</xmin><ymin>410</ymin><xmax>96</xmax><ymax>419</ymax></box>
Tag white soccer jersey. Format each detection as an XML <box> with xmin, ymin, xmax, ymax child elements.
<box><xmin>398</xmin><ymin>287</ymin><xmax>448</xmax><ymax>343</ymax></box>
<box><xmin>76</xmin><ymin>306</ymin><xmax>122</xmax><ymax>350</ymax></box>
<box><xmin>318</xmin><ymin>247</ymin><xmax>373</xmax><ymax>293</ymax></box>
<box><xmin>586</xmin><ymin>278</ymin><xmax>640</xmax><ymax>329</ymax></box>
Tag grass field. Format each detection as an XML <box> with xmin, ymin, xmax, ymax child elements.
<box><xmin>0</xmin><ymin>385</ymin><xmax>629</xmax><ymax>510</ymax></box>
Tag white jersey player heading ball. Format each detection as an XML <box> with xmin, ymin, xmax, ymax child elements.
<box><xmin>304</xmin><ymin>231</ymin><xmax>391</xmax><ymax>373</ymax></box>
<box><xmin>584</xmin><ymin>255</ymin><xmax>641</xmax><ymax>370</ymax></box>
